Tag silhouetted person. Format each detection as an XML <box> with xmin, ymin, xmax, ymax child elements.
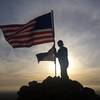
<box><xmin>56</xmin><ymin>40</ymin><xmax>69</xmax><ymax>79</ymax></box>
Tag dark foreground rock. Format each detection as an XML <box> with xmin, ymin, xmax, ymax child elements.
<box><xmin>17</xmin><ymin>76</ymin><xmax>100</xmax><ymax>100</ymax></box>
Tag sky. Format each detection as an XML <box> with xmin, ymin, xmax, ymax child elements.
<box><xmin>0</xmin><ymin>0</ymin><xmax>100</xmax><ymax>94</ymax></box>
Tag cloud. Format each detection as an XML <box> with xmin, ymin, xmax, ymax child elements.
<box><xmin>0</xmin><ymin>0</ymin><xmax>100</xmax><ymax>91</ymax></box>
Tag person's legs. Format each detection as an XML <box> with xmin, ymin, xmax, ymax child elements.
<box><xmin>61</xmin><ymin>66</ymin><xmax>69</xmax><ymax>79</ymax></box>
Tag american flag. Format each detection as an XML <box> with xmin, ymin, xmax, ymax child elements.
<box><xmin>0</xmin><ymin>12</ymin><xmax>54</xmax><ymax>48</ymax></box>
<box><xmin>36</xmin><ymin>45</ymin><xmax>55</xmax><ymax>63</ymax></box>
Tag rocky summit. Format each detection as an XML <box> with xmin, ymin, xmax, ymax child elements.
<box><xmin>17</xmin><ymin>76</ymin><xmax>100</xmax><ymax>100</ymax></box>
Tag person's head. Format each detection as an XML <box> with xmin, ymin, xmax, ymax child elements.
<box><xmin>57</xmin><ymin>40</ymin><xmax>64</xmax><ymax>47</ymax></box>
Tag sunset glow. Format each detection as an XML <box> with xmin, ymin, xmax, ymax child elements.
<box><xmin>0</xmin><ymin>0</ymin><xmax>100</xmax><ymax>96</ymax></box>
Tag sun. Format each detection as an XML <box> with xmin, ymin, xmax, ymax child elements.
<box><xmin>56</xmin><ymin>59</ymin><xmax>61</xmax><ymax>76</ymax></box>
<box><xmin>49</xmin><ymin>54</ymin><xmax>82</xmax><ymax>77</ymax></box>
<box><xmin>41</xmin><ymin>60</ymin><xmax>61</xmax><ymax>77</ymax></box>
<box><xmin>45</xmin><ymin>56</ymin><xmax>76</xmax><ymax>77</ymax></box>
<box><xmin>38</xmin><ymin>53</ymin><xmax>82</xmax><ymax>79</ymax></box>
<box><xmin>44</xmin><ymin>59</ymin><xmax>61</xmax><ymax>77</ymax></box>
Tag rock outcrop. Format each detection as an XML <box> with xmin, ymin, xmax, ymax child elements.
<box><xmin>17</xmin><ymin>76</ymin><xmax>100</xmax><ymax>100</ymax></box>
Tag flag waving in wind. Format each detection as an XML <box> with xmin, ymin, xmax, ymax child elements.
<box><xmin>36</xmin><ymin>45</ymin><xmax>55</xmax><ymax>63</ymax></box>
<box><xmin>0</xmin><ymin>12</ymin><xmax>54</xmax><ymax>48</ymax></box>
<box><xmin>0</xmin><ymin>11</ymin><xmax>57</xmax><ymax>76</ymax></box>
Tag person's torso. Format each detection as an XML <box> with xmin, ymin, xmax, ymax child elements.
<box><xmin>58</xmin><ymin>47</ymin><xmax>68</xmax><ymax>61</ymax></box>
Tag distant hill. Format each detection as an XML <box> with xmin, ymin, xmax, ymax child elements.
<box><xmin>17</xmin><ymin>76</ymin><xmax>100</xmax><ymax>100</ymax></box>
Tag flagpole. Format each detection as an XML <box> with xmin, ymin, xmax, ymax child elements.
<box><xmin>51</xmin><ymin>10</ymin><xmax>57</xmax><ymax>77</ymax></box>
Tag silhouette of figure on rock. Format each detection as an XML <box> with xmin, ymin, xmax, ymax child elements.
<box><xmin>56</xmin><ymin>40</ymin><xmax>69</xmax><ymax>79</ymax></box>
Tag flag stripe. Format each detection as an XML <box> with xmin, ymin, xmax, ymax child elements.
<box><xmin>1</xmin><ymin>25</ymin><xmax>24</xmax><ymax>36</ymax></box>
<box><xmin>7</xmin><ymin>35</ymin><xmax>54</xmax><ymax>43</ymax></box>
<box><xmin>32</xmin><ymin>29</ymin><xmax>52</xmax><ymax>33</ymax></box>
<box><xmin>6</xmin><ymin>33</ymin><xmax>53</xmax><ymax>41</ymax></box>
<box><xmin>11</xmin><ymin>38</ymin><xmax>54</xmax><ymax>48</ymax></box>
<box><xmin>1</xmin><ymin>20</ymin><xmax>35</xmax><ymax>31</ymax></box>
<box><xmin>14</xmin><ymin>21</ymin><xmax>36</xmax><ymax>34</ymax></box>
<box><xmin>2</xmin><ymin>26</ymin><xmax>20</xmax><ymax>31</ymax></box>
<box><xmin>3</xmin><ymin>27</ymin><xmax>33</xmax><ymax>35</ymax></box>
<box><xmin>4</xmin><ymin>28</ymin><xmax>52</xmax><ymax>37</ymax></box>
<box><xmin>0</xmin><ymin>24</ymin><xmax>23</xmax><ymax>28</ymax></box>
<box><xmin>29</xmin><ymin>33</ymin><xmax>53</xmax><ymax>38</ymax></box>
<box><xmin>4</xmin><ymin>27</ymin><xmax>33</xmax><ymax>36</ymax></box>
<box><xmin>4</xmin><ymin>28</ymin><xmax>53</xmax><ymax>38</ymax></box>
<box><xmin>16</xmin><ymin>29</ymin><xmax>53</xmax><ymax>37</ymax></box>
<box><xmin>16</xmin><ymin>26</ymin><xmax>33</xmax><ymax>33</ymax></box>
<box><xmin>2</xmin><ymin>21</ymin><xmax>36</xmax><ymax>35</ymax></box>
<box><xmin>1</xmin><ymin>27</ymin><xmax>21</xmax><ymax>34</ymax></box>
<box><xmin>6</xmin><ymin>30</ymin><xmax>53</xmax><ymax>39</ymax></box>
<box><xmin>0</xmin><ymin>25</ymin><xmax>23</xmax><ymax>32</ymax></box>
